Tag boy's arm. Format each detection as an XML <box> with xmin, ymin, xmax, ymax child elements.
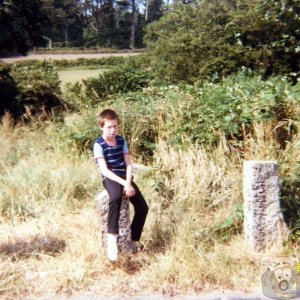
<box><xmin>97</xmin><ymin>157</ymin><xmax>128</xmax><ymax>186</ymax></box>
<box><xmin>124</xmin><ymin>153</ymin><xmax>135</xmax><ymax>197</ymax></box>
<box><xmin>124</xmin><ymin>153</ymin><xmax>133</xmax><ymax>185</ymax></box>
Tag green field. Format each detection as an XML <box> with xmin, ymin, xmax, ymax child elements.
<box><xmin>58</xmin><ymin>68</ymin><xmax>107</xmax><ymax>90</ymax></box>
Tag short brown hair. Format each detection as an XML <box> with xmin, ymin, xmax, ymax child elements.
<box><xmin>98</xmin><ymin>109</ymin><xmax>120</xmax><ymax>127</ymax></box>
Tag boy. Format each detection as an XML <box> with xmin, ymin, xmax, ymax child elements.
<box><xmin>93</xmin><ymin>109</ymin><xmax>148</xmax><ymax>261</ymax></box>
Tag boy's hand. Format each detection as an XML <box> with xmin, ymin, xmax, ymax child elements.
<box><xmin>124</xmin><ymin>183</ymin><xmax>135</xmax><ymax>198</ymax></box>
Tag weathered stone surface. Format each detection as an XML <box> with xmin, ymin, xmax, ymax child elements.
<box><xmin>96</xmin><ymin>190</ymin><xmax>132</xmax><ymax>253</ymax></box>
<box><xmin>243</xmin><ymin>161</ymin><xmax>288</xmax><ymax>252</ymax></box>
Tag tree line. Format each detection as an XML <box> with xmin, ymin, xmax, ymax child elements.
<box><xmin>0</xmin><ymin>0</ymin><xmax>163</xmax><ymax>56</ymax></box>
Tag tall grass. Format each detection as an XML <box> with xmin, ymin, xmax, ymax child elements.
<box><xmin>1</xmin><ymin>110</ymin><xmax>299</xmax><ymax>298</ymax></box>
<box><xmin>0</xmin><ymin>114</ymin><xmax>100</xmax><ymax>221</ymax></box>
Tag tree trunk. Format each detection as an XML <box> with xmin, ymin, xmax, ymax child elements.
<box><xmin>130</xmin><ymin>0</ymin><xmax>136</xmax><ymax>49</ymax></box>
<box><xmin>145</xmin><ymin>0</ymin><xmax>149</xmax><ymax>21</ymax></box>
<box><xmin>64</xmin><ymin>25</ymin><xmax>69</xmax><ymax>47</ymax></box>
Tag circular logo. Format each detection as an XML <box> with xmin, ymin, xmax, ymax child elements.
<box><xmin>279</xmin><ymin>280</ymin><xmax>290</xmax><ymax>291</ymax></box>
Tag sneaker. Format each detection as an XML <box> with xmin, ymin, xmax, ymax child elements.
<box><xmin>130</xmin><ymin>240</ymin><xmax>144</xmax><ymax>253</ymax></box>
<box><xmin>107</xmin><ymin>233</ymin><xmax>118</xmax><ymax>261</ymax></box>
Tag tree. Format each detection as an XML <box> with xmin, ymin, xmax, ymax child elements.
<box><xmin>144</xmin><ymin>0</ymin><xmax>300</xmax><ymax>83</ymax></box>
<box><xmin>130</xmin><ymin>0</ymin><xmax>136</xmax><ymax>48</ymax></box>
<box><xmin>41</xmin><ymin>0</ymin><xmax>84</xmax><ymax>47</ymax></box>
<box><xmin>145</xmin><ymin>0</ymin><xmax>162</xmax><ymax>22</ymax></box>
<box><xmin>0</xmin><ymin>0</ymin><xmax>49</xmax><ymax>56</ymax></box>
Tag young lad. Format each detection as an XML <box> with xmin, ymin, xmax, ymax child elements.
<box><xmin>93</xmin><ymin>109</ymin><xmax>148</xmax><ymax>261</ymax></box>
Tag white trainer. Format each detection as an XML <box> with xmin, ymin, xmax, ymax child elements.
<box><xmin>107</xmin><ymin>233</ymin><xmax>118</xmax><ymax>261</ymax></box>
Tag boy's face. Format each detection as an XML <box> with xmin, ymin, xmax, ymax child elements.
<box><xmin>101</xmin><ymin>118</ymin><xmax>119</xmax><ymax>139</ymax></box>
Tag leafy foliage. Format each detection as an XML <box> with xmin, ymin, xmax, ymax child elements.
<box><xmin>74</xmin><ymin>62</ymin><xmax>153</xmax><ymax>105</ymax></box>
<box><xmin>0</xmin><ymin>65</ymin><xmax>19</xmax><ymax>116</ymax></box>
<box><xmin>55</xmin><ymin>110</ymin><xmax>100</xmax><ymax>154</ymax></box>
<box><xmin>145</xmin><ymin>0</ymin><xmax>300</xmax><ymax>82</ymax></box>
<box><xmin>0</xmin><ymin>0</ymin><xmax>48</xmax><ymax>56</ymax></box>
<box><xmin>157</xmin><ymin>72</ymin><xmax>300</xmax><ymax>147</ymax></box>
<box><xmin>0</xmin><ymin>61</ymin><xmax>68</xmax><ymax>117</ymax></box>
<box><xmin>11</xmin><ymin>61</ymin><xmax>67</xmax><ymax>116</ymax></box>
<box><xmin>11</xmin><ymin>57</ymin><xmax>124</xmax><ymax>70</ymax></box>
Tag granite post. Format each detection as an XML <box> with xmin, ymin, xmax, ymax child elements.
<box><xmin>96</xmin><ymin>190</ymin><xmax>132</xmax><ymax>253</ymax></box>
<box><xmin>243</xmin><ymin>161</ymin><xmax>288</xmax><ymax>252</ymax></box>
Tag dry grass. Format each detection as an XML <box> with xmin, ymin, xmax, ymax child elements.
<box><xmin>0</xmin><ymin>114</ymin><xmax>298</xmax><ymax>299</ymax></box>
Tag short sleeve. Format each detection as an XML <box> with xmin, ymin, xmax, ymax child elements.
<box><xmin>123</xmin><ymin>140</ymin><xmax>129</xmax><ymax>154</ymax></box>
<box><xmin>93</xmin><ymin>143</ymin><xmax>104</xmax><ymax>158</ymax></box>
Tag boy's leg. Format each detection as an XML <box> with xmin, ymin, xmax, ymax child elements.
<box><xmin>103</xmin><ymin>178</ymin><xmax>123</xmax><ymax>235</ymax></box>
<box><xmin>129</xmin><ymin>181</ymin><xmax>148</xmax><ymax>242</ymax></box>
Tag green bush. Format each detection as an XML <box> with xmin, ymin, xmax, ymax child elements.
<box><xmin>82</xmin><ymin>62</ymin><xmax>153</xmax><ymax>104</ymax></box>
<box><xmin>11</xmin><ymin>61</ymin><xmax>68</xmax><ymax>116</ymax></box>
<box><xmin>145</xmin><ymin>0</ymin><xmax>300</xmax><ymax>83</ymax></box>
<box><xmin>0</xmin><ymin>65</ymin><xmax>20</xmax><ymax>116</ymax></box>
<box><xmin>110</xmin><ymin>97</ymin><xmax>158</xmax><ymax>161</ymax></box>
<box><xmin>9</xmin><ymin>54</ymin><xmax>148</xmax><ymax>70</ymax></box>
<box><xmin>58</xmin><ymin>73</ymin><xmax>300</xmax><ymax>162</ymax></box>
<box><xmin>153</xmin><ymin>72</ymin><xmax>300</xmax><ymax>148</ymax></box>
<box><xmin>54</xmin><ymin>110</ymin><xmax>100</xmax><ymax>154</ymax></box>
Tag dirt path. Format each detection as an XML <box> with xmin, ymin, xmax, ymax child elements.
<box><xmin>0</xmin><ymin>52</ymin><xmax>142</xmax><ymax>63</ymax></box>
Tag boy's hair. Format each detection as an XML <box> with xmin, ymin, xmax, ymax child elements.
<box><xmin>98</xmin><ymin>109</ymin><xmax>120</xmax><ymax>127</ymax></box>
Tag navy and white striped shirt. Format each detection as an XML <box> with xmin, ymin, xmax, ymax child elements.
<box><xmin>93</xmin><ymin>135</ymin><xmax>129</xmax><ymax>177</ymax></box>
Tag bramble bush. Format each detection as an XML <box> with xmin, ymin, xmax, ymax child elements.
<box><xmin>54</xmin><ymin>110</ymin><xmax>100</xmax><ymax>155</ymax></box>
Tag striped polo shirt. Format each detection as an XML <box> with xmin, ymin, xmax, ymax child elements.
<box><xmin>93</xmin><ymin>135</ymin><xmax>129</xmax><ymax>177</ymax></box>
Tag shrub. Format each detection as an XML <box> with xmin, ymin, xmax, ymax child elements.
<box><xmin>11</xmin><ymin>61</ymin><xmax>68</xmax><ymax>116</ymax></box>
<box><xmin>62</xmin><ymin>73</ymin><xmax>300</xmax><ymax>161</ymax></box>
<box><xmin>82</xmin><ymin>62</ymin><xmax>153</xmax><ymax>104</ymax></box>
<box><xmin>54</xmin><ymin>110</ymin><xmax>100</xmax><ymax>154</ymax></box>
<box><xmin>0</xmin><ymin>65</ymin><xmax>20</xmax><ymax>116</ymax></box>
<box><xmin>109</xmin><ymin>97</ymin><xmax>158</xmax><ymax>161</ymax></box>
<box><xmin>10</xmin><ymin>55</ymin><xmax>148</xmax><ymax>70</ymax></box>
<box><xmin>157</xmin><ymin>73</ymin><xmax>300</xmax><ymax>148</ymax></box>
<box><xmin>145</xmin><ymin>0</ymin><xmax>300</xmax><ymax>83</ymax></box>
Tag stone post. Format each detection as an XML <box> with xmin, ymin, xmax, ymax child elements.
<box><xmin>95</xmin><ymin>164</ymin><xmax>151</xmax><ymax>254</ymax></box>
<box><xmin>243</xmin><ymin>161</ymin><xmax>288</xmax><ymax>252</ymax></box>
<box><xmin>96</xmin><ymin>190</ymin><xmax>133</xmax><ymax>253</ymax></box>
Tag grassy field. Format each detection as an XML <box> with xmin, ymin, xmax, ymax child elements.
<box><xmin>58</xmin><ymin>69</ymin><xmax>107</xmax><ymax>91</ymax></box>
<box><xmin>1</xmin><ymin>65</ymin><xmax>300</xmax><ymax>299</ymax></box>
<box><xmin>1</xmin><ymin>110</ymin><xmax>298</xmax><ymax>299</ymax></box>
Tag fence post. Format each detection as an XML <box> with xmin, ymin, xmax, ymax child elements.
<box><xmin>243</xmin><ymin>160</ymin><xmax>288</xmax><ymax>252</ymax></box>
